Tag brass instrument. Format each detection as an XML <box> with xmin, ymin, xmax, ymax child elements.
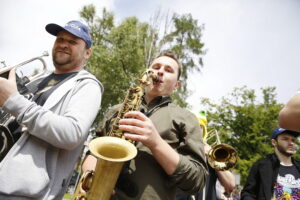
<box><xmin>0</xmin><ymin>51</ymin><xmax>49</xmax><ymax>161</ymax></box>
<box><xmin>0</xmin><ymin>51</ymin><xmax>49</xmax><ymax>80</ymax></box>
<box><xmin>73</xmin><ymin>70</ymin><xmax>158</xmax><ymax>200</ymax></box>
<box><xmin>193</xmin><ymin>110</ymin><xmax>238</xmax><ymax>171</ymax></box>
<box><xmin>205</xmin><ymin>129</ymin><xmax>238</xmax><ymax>171</ymax></box>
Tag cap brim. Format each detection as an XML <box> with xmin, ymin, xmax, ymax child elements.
<box><xmin>45</xmin><ymin>23</ymin><xmax>65</xmax><ymax>36</ymax></box>
<box><xmin>273</xmin><ymin>129</ymin><xmax>300</xmax><ymax>139</ymax></box>
<box><xmin>286</xmin><ymin>130</ymin><xmax>300</xmax><ymax>137</ymax></box>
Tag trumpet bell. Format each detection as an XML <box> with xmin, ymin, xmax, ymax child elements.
<box><xmin>207</xmin><ymin>144</ymin><xmax>238</xmax><ymax>171</ymax></box>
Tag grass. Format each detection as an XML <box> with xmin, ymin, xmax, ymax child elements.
<box><xmin>63</xmin><ymin>193</ymin><xmax>73</xmax><ymax>200</ymax></box>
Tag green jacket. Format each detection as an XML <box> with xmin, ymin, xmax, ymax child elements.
<box><xmin>98</xmin><ymin>96</ymin><xmax>208</xmax><ymax>200</ymax></box>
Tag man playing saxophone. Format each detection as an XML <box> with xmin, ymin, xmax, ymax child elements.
<box><xmin>82</xmin><ymin>51</ymin><xmax>208</xmax><ymax>199</ymax></box>
<box><xmin>0</xmin><ymin>20</ymin><xmax>103</xmax><ymax>200</ymax></box>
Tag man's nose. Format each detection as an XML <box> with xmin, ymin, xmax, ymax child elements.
<box><xmin>157</xmin><ymin>71</ymin><xmax>163</xmax><ymax>75</ymax></box>
<box><xmin>56</xmin><ymin>40</ymin><xmax>68</xmax><ymax>48</ymax></box>
<box><xmin>60</xmin><ymin>42</ymin><xmax>68</xmax><ymax>48</ymax></box>
<box><xmin>157</xmin><ymin>68</ymin><xmax>164</xmax><ymax>76</ymax></box>
<box><xmin>289</xmin><ymin>140</ymin><xmax>295</xmax><ymax>145</ymax></box>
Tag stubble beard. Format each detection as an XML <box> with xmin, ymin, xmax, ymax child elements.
<box><xmin>52</xmin><ymin>53</ymin><xmax>73</xmax><ymax>71</ymax></box>
<box><xmin>277</xmin><ymin>144</ymin><xmax>295</xmax><ymax>157</ymax></box>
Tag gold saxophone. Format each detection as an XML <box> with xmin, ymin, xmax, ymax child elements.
<box><xmin>73</xmin><ymin>70</ymin><xmax>158</xmax><ymax>200</ymax></box>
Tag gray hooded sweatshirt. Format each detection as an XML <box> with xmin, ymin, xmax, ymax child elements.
<box><xmin>0</xmin><ymin>70</ymin><xmax>103</xmax><ymax>200</ymax></box>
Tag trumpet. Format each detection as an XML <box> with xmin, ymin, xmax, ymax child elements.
<box><xmin>205</xmin><ymin>129</ymin><xmax>238</xmax><ymax>171</ymax></box>
<box><xmin>0</xmin><ymin>51</ymin><xmax>49</xmax><ymax>161</ymax></box>
<box><xmin>0</xmin><ymin>51</ymin><xmax>49</xmax><ymax>81</ymax></box>
<box><xmin>193</xmin><ymin>110</ymin><xmax>238</xmax><ymax>171</ymax></box>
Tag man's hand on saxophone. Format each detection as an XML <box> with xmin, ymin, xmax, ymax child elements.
<box><xmin>119</xmin><ymin>111</ymin><xmax>162</xmax><ymax>148</ymax></box>
<box><xmin>119</xmin><ymin>110</ymin><xmax>180</xmax><ymax>175</ymax></box>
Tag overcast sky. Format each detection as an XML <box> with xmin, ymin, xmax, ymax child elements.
<box><xmin>1</xmin><ymin>0</ymin><xmax>300</xmax><ymax>112</ymax></box>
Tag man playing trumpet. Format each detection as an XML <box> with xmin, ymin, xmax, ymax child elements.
<box><xmin>0</xmin><ymin>20</ymin><xmax>103</xmax><ymax>200</ymax></box>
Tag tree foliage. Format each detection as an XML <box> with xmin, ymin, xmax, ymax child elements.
<box><xmin>79</xmin><ymin>5</ymin><xmax>206</xmax><ymax>120</ymax></box>
<box><xmin>200</xmin><ymin>86</ymin><xmax>284</xmax><ymax>185</ymax></box>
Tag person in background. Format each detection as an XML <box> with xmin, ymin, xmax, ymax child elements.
<box><xmin>176</xmin><ymin>110</ymin><xmax>235</xmax><ymax>200</ymax></box>
<box><xmin>0</xmin><ymin>20</ymin><xmax>103</xmax><ymax>199</ymax></box>
<box><xmin>198</xmin><ymin>141</ymin><xmax>236</xmax><ymax>200</ymax></box>
<box><xmin>231</xmin><ymin>185</ymin><xmax>241</xmax><ymax>200</ymax></box>
<box><xmin>241</xmin><ymin>128</ymin><xmax>300</xmax><ymax>200</ymax></box>
<box><xmin>215</xmin><ymin>179</ymin><xmax>233</xmax><ymax>200</ymax></box>
<box><xmin>195</xmin><ymin>111</ymin><xmax>236</xmax><ymax>200</ymax></box>
<box><xmin>82</xmin><ymin>50</ymin><xmax>208</xmax><ymax>200</ymax></box>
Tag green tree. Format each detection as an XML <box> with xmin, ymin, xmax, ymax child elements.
<box><xmin>79</xmin><ymin>5</ymin><xmax>206</xmax><ymax>120</ymax></box>
<box><xmin>161</xmin><ymin>13</ymin><xmax>205</xmax><ymax>104</ymax></box>
<box><xmin>200</xmin><ymin>86</ymin><xmax>284</xmax><ymax>184</ymax></box>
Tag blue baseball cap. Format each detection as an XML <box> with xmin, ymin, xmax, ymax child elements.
<box><xmin>272</xmin><ymin>128</ymin><xmax>300</xmax><ymax>139</ymax></box>
<box><xmin>45</xmin><ymin>20</ymin><xmax>92</xmax><ymax>48</ymax></box>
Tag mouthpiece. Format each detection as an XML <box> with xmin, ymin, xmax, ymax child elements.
<box><xmin>146</xmin><ymin>70</ymin><xmax>159</xmax><ymax>83</ymax></box>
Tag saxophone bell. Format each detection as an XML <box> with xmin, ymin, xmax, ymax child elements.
<box><xmin>73</xmin><ymin>137</ymin><xmax>137</xmax><ymax>200</ymax></box>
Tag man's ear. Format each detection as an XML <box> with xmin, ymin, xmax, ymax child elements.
<box><xmin>84</xmin><ymin>48</ymin><xmax>92</xmax><ymax>60</ymax></box>
<box><xmin>174</xmin><ymin>81</ymin><xmax>180</xmax><ymax>90</ymax></box>
<box><xmin>271</xmin><ymin>138</ymin><xmax>277</xmax><ymax>147</ymax></box>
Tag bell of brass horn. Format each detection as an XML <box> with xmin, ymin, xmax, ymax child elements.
<box><xmin>205</xmin><ymin>130</ymin><xmax>238</xmax><ymax>171</ymax></box>
<box><xmin>73</xmin><ymin>136</ymin><xmax>137</xmax><ymax>200</ymax></box>
<box><xmin>207</xmin><ymin>143</ymin><xmax>238</xmax><ymax>171</ymax></box>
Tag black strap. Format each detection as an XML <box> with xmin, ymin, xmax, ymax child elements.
<box><xmin>33</xmin><ymin>72</ymin><xmax>78</xmax><ymax>106</ymax></box>
<box><xmin>0</xmin><ymin>72</ymin><xmax>78</xmax><ymax>161</ymax></box>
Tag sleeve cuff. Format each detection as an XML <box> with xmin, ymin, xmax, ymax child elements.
<box><xmin>2</xmin><ymin>92</ymin><xmax>34</xmax><ymax>118</ymax></box>
<box><xmin>170</xmin><ymin>154</ymin><xmax>186</xmax><ymax>178</ymax></box>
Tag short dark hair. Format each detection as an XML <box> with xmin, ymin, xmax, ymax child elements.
<box><xmin>153</xmin><ymin>50</ymin><xmax>182</xmax><ymax>80</ymax></box>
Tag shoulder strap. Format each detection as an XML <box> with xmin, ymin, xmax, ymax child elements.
<box><xmin>33</xmin><ymin>73</ymin><xmax>78</xmax><ymax>106</ymax></box>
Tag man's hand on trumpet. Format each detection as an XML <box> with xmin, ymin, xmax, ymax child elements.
<box><xmin>203</xmin><ymin>142</ymin><xmax>212</xmax><ymax>156</ymax></box>
<box><xmin>0</xmin><ymin>68</ymin><xmax>18</xmax><ymax>106</ymax></box>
